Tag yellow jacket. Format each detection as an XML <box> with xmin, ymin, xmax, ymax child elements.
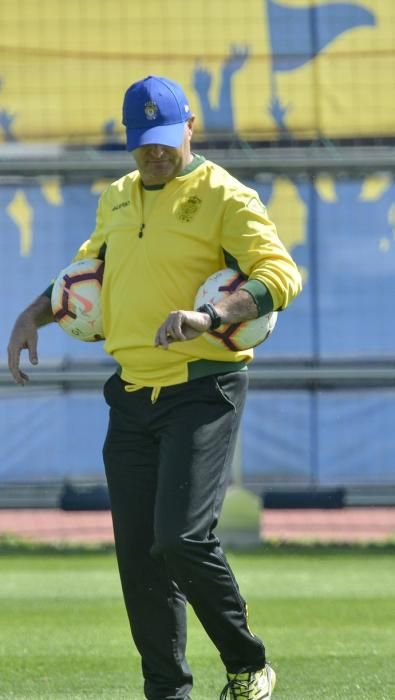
<box><xmin>73</xmin><ymin>156</ymin><xmax>302</xmax><ymax>387</ymax></box>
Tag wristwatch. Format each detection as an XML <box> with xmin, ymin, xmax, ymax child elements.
<box><xmin>197</xmin><ymin>303</ymin><xmax>222</xmax><ymax>330</ymax></box>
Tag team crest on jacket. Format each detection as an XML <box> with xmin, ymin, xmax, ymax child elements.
<box><xmin>144</xmin><ymin>101</ymin><xmax>158</xmax><ymax>120</ymax></box>
<box><xmin>176</xmin><ymin>195</ymin><xmax>202</xmax><ymax>222</ymax></box>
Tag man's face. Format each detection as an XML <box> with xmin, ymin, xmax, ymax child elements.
<box><xmin>133</xmin><ymin>118</ymin><xmax>194</xmax><ymax>186</ymax></box>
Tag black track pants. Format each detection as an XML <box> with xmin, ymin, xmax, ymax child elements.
<box><xmin>102</xmin><ymin>372</ymin><xmax>266</xmax><ymax>700</ymax></box>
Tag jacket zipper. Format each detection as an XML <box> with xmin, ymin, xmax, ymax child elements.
<box><xmin>138</xmin><ymin>223</ymin><xmax>145</xmax><ymax>238</ymax></box>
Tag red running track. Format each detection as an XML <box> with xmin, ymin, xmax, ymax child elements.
<box><xmin>0</xmin><ymin>508</ymin><xmax>394</xmax><ymax>544</ymax></box>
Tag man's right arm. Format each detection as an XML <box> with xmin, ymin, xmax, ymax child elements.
<box><xmin>8</xmin><ymin>185</ymin><xmax>110</xmax><ymax>385</ymax></box>
<box><xmin>7</xmin><ymin>295</ymin><xmax>55</xmax><ymax>385</ymax></box>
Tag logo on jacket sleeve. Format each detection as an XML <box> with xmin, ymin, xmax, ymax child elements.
<box><xmin>247</xmin><ymin>196</ymin><xmax>267</xmax><ymax>215</ymax></box>
<box><xmin>176</xmin><ymin>195</ymin><xmax>202</xmax><ymax>222</ymax></box>
<box><xmin>144</xmin><ymin>101</ymin><xmax>159</xmax><ymax>120</ymax></box>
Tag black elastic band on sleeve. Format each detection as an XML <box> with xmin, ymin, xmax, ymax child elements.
<box><xmin>42</xmin><ymin>283</ymin><xmax>54</xmax><ymax>300</ymax></box>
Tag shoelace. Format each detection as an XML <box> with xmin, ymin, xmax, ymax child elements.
<box><xmin>220</xmin><ymin>675</ymin><xmax>255</xmax><ymax>700</ymax></box>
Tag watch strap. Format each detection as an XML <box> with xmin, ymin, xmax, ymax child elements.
<box><xmin>197</xmin><ymin>303</ymin><xmax>222</xmax><ymax>330</ymax></box>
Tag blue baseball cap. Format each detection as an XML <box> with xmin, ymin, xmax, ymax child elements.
<box><xmin>122</xmin><ymin>75</ymin><xmax>193</xmax><ymax>152</ymax></box>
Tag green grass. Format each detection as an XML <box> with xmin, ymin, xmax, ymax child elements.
<box><xmin>0</xmin><ymin>548</ymin><xmax>394</xmax><ymax>699</ymax></box>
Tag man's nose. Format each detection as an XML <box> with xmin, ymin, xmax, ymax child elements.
<box><xmin>149</xmin><ymin>144</ymin><xmax>165</xmax><ymax>158</ymax></box>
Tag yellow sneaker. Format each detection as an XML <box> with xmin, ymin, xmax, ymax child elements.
<box><xmin>220</xmin><ymin>664</ymin><xmax>276</xmax><ymax>699</ymax></box>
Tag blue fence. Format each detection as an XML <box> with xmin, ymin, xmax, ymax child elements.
<box><xmin>1</xmin><ymin>173</ymin><xmax>394</xmax><ymax>485</ymax></box>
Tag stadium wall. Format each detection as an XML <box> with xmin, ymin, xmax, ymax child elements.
<box><xmin>0</xmin><ymin>0</ymin><xmax>394</xmax><ymax>144</ymax></box>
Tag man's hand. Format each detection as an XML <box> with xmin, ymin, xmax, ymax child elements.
<box><xmin>155</xmin><ymin>290</ymin><xmax>259</xmax><ymax>350</ymax></box>
<box><xmin>7</xmin><ymin>314</ymin><xmax>39</xmax><ymax>385</ymax></box>
<box><xmin>7</xmin><ymin>295</ymin><xmax>54</xmax><ymax>385</ymax></box>
<box><xmin>155</xmin><ymin>310</ymin><xmax>211</xmax><ymax>349</ymax></box>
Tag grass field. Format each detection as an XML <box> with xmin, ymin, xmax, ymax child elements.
<box><xmin>0</xmin><ymin>546</ymin><xmax>394</xmax><ymax>699</ymax></box>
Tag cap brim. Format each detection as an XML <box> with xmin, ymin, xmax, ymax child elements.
<box><xmin>125</xmin><ymin>122</ymin><xmax>186</xmax><ymax>151</ymax></box>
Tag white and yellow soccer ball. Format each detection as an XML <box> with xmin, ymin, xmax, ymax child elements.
<box><xmin>51</xmin><ymin>258</ymin><xmax>105</xmax><ymax>342</ymax></box>
<box><xmin>194</xmin><ymin>267</ymin><xmax>277</xmax><ymax>351</ymax></box>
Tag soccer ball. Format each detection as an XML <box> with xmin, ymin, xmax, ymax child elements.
<box><xmin>194</xmin><ymin>268</ymin><xmax>277</xmax><ymax>351</ymax></box>
<box><xmin>51</xmin><ymin>258</ymin><xmax>104</xmax><ymax>342</ymax></box>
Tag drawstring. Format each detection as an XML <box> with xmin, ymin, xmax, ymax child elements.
<box><xmin>151</xmin><ymin>386</ymin><xmax>161</xmax><ymax>403</ymax></box>
<box><xmin>124</xmin><ymin>383</ymin><xmax>161</xmax><ymax>404</ymax></box>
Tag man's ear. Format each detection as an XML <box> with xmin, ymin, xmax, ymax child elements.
<box><xmin>186</xmin><ymin>116</ymin><xmax>195</xmax><ymax>140</ymax></box>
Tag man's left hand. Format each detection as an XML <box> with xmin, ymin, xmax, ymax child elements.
<box><xmin>155</xmin><ymin>310</ymin><xmax>211</xmax><ymax>349</ymax></box>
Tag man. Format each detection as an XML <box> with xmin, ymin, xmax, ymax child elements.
<box><xmin>8</xmin><ymin>75</ymin><xmax>302</xmax><ymax>699</ymax></box>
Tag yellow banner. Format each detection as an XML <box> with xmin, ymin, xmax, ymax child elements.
<box><xmin>0</xmin><ymin>0</ymin><xmax>393</xmax><ymax>144</ymax></box>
